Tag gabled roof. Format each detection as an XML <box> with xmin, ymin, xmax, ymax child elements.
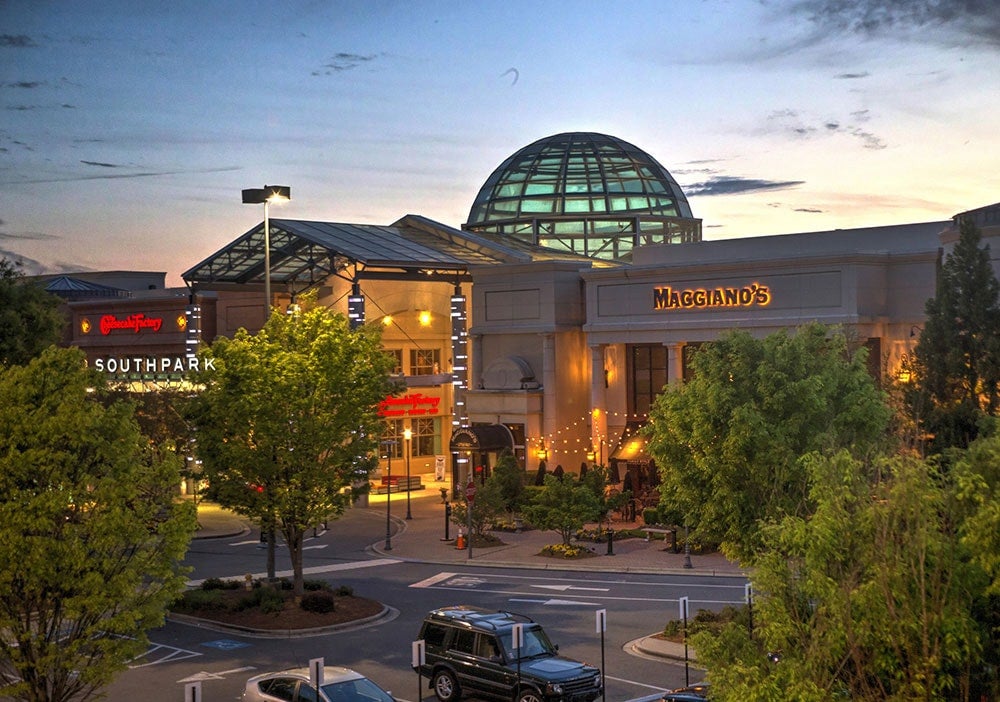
<box><xmin>182</xmin><ymin>214</ymin><xmax>607</xmax><ymax>294</ymax></box>
<box><xmin>41</xmin><ymin>275</ymin><xmax>130</xmax><ymax>300</ymax></box>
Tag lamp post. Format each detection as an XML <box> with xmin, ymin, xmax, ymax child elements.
<box><xmin>381</xmin><ymin>439</ymin><xmax>395</xmax><ymax>551</ymax></box>
<box><xmin>404</xmin><ymin>427</ymin><xmax>413</xmax><ymax>520</ymax></box>
<box><xmin>241</xmin><ymin>185</ymin><xmax>291</xmax><ymax>317</ymax></box>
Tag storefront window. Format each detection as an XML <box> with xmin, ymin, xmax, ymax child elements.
<box><xmin>410</xmin><ymin>348</ymin><xmax>441</xmax><ymax>375</ymax></box>
<box><xmin>628</xmin><ymin>344</ymin><xmax>669</xmax><ymax>418</ymax></box>
<box><xmin>381</xmin><ymin>419</ymin><xmax>403</xmax><ymax>459</ymax></box>
<box><xmin>412</xmin><ymin>417</ymin><xmax>440</xmax><ymax>457</ymax></box>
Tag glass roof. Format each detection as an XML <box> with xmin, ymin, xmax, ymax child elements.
<box><xmin>467</xmin><ymin>132</ymin><xmax>693</xmax><ymax>223</ymax></box>
<box><xmin>464</xmin><ymin>132</ymin><xmax>700</xmax><ymax>262</ymax></box>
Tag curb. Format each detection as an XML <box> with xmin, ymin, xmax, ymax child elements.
<box><xmin>166</xmin><ymin>604</ymin><xmax>399</xmax><ymax>639</ymax></box>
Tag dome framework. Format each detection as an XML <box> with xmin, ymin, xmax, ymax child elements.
<box><xmin>464</xmin><ymin>132</ymin><xmax>701</xmax><ymax>262</ymax></box>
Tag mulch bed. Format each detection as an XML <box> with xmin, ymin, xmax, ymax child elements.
<box><xmin>171</xmin><ymin>590</ymin><xmax>384</xmax><ymax>631</ymax></box>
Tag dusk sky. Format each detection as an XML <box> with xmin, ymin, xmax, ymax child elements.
<box><xmin>2</xmin><ymin>1</ymin><xmax>998</xmax><ymax>286</ymax></box>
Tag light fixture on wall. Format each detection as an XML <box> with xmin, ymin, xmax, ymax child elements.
<box><xmin>537</xmin><ymin>442</ymin><xmax>548</xmax><ymax>461</ymax></box>
<box><xmin>418</xmin><ymin>310</ymin><xmax>432</xmax><ymax>326</ymax></box>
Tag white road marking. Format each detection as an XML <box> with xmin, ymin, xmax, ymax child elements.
<box><xmin>187</xmin><ymin>558</ymin><xmax>401</xmax><ymax>587</ymax></box>
<box><xmin>229</xmin><ymin>539</ymin><xmax>260</xmax><ymax>546</ymax></box>
<box><xmin>509</xmin><ymin>598</ymin><xmax>601</xmax><ymax>606</ymax></box>
<box><xmin>302</xmin><ymin>544</ymin><xmax>328</xmax><ymax>550</ymax></box>
<box><xmin>129</xmin><ymin>643</ymin><xmax>202</xmax><ymax>668</ymax></box>
<box><xmin>178</xmin><ymin>666</ymin><xmax>256</xmax><ymax>683</ymax></box>
<box><xmin>532</xmin><ymin>584</ymin><xmax>609</xmax><ymax>592</ymax></box>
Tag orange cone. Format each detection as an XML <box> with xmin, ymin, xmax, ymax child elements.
<box><xmin>455</xmin><ymin>532</ymin><xmax>466</xmax><ymax>549</ymax></box>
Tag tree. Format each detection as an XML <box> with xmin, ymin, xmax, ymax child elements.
<box><xmin>185</xmin><ymin>297</ymin><xmax>397</xmax><ymax>597</ymax></box>
<box><xmin>694</xmin><ymin>451</ymin><xmax>986</xmax><ymax>701</ymax></box>
<box><xmin>0</xmin><ymin>258</ymin><xmax>64</xmax><ymax>367</ymax></box>
<box><xmin>523</xmin><ymin>474</ymin><xmax>602</xmax><ymax>546</ymax></box>
<box><xmin>646</xmin><ymin>324</ymin><xmax>892</xmax><ymax>565</ymax></box>
<box><xmin>912</xmin><ymin>217</ymin><xmax>1000</xmax><ymax>453</ymax></box>
<box><xmin>0</xmin><ymin>347</ymin><xmax>195</xmax><ymax>702</ymax></box>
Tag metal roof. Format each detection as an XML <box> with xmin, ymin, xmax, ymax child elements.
<box><xmin>182</xmin><ymin>215</ymin><xmax>606</xmax><ymax>294</ymax></box>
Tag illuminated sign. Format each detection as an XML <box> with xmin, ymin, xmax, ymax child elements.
<box><xmin>378</xmin><ymin>393</ymin><xmax>441</xmax><ymax>417</ymax></box>
<box><xmin>653</xmin><ymin>283</ymin><xmax>771</xmax><ymax>311</ymax></box>
<box><xmin>93</xmin><ymin>356</ymin><xmax>215</xmax><ymax>374</ymax></box>
<box><xmin>92</xmin><ymin>313</ymin><xmax>164</xmax><ymax>335</ymax></box>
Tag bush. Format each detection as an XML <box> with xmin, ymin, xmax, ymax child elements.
<box><xmin>335</xmin><ymin>585</ymin><xmax>354</xmax><ymax>597</ymax></box>
<box><xmin>304</xmin><ymin>579</ymin><xmax>331</xmax><ymax>592</ymax></box>
<box><xmin>200</xmin><ymin>577</ymin><xmax>240</xmax><ymax>591</ymax></box>
<box><xmin>233</xmin><ymin>585</ymin><xmax>285</xmax><ymax>614</ymax></box>
<box><xmin>300</xmin><ymin>591</ymin><xmax>336</xmax><ymax>614</ymax></box>
<box><xmin>179</xmin><ymin>589</ymin><xmax>227</xmax><ymax>611</ymax></box>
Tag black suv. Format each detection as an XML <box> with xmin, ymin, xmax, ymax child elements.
<box><xmin>416</xmin><ymin>605</ymin><xmax>602</xmax><ymax>702</ymax></box>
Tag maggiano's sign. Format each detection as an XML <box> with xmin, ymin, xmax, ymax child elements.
<box><xmin>653</xmin><ymin>282</ymin><xmax>772</xmax><ymax>311</ymax></box>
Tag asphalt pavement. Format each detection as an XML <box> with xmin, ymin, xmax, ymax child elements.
<box><xmin>188</xmin><ymin>475</ymin><xmax>745</xmax><ymax>662</ymax></box>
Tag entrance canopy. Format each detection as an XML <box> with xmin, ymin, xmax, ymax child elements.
<box><xmin>182</xmin><ymin>214</ymin><xmax>592</xmax><ymax>295</ymax></box>
<box><xmin>450</xmin><ymin>424</ymin><xmax>516</xmax><ymax>453</ymax></box>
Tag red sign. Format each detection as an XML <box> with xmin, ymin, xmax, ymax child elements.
<box><xmin>465</xmin><ymin>481</ymin><xmax>476</xmax><ymax>503</ymax></box>
<box><xmin>99</xmin><ymin>313</ymin><xmax>163</xmax><ymax>335</ymax></box>
<box><xmin>378</xmin><ymin>393</ymin><xmax>441</xmax><ymax>417</ymax></box>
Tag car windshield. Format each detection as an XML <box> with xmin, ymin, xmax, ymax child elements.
<box><xmin>319</xmin><ymin>677</ymin><xmax>394</xmax><ymax>702</ymax></box>
<box><xmin>499</xmin><ymin>626</ymin><xmax>556</xmax><ymax>660</ymax></box>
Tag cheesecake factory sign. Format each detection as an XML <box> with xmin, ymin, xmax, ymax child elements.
<box><xmin>653</xmin><ymin>282</ymin><xmax>772</xmax><ymax>311</ymax></box>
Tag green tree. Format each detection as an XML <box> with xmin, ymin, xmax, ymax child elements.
<box><xmin>646</xmin><ymin>324</ymin><xmax>891</xmax><ymax>565</ymax></box>
<box><xmin>491</xmin><ymin>451</ymin><xmax>526</xmax><ymax>517</ymax></box>
<box><xmin>523</xmin><ymin>474</ymin><xmax>601</xmax><ymax>546</ymax></box>
<box><xmin>0</xmin><ymin>258</ymin><xmax>64</xmax><ymax>367</ymax></box>
<box><xmin>694</xmin><ymin>452</ymin><xmax>984</xmax><ymax>701</ymax></box>
<box><xmin>0</xmin><ymin>347</ymin><xmax>195</xmax><ymax>702</ymax></box>
<box><xmin>912</xmin><ymin>217</ymin><xmax>1000</xmax><ymax>453</ymax></box>
<box><xmin>185</xmin><ymin>297</ymin><xmax>397</xmax><ymax>596</ymax></box>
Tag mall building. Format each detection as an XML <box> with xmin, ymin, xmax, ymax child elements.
<box><xmin>50</xmin><ymin>132</ymin><xmax>1000</xmax><ymax>494</ymax></box>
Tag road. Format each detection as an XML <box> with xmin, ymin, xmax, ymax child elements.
<box><xmin>105</xmin><ymin>510</ymin><xmax>747</xmax><ymax>702</ymax></box>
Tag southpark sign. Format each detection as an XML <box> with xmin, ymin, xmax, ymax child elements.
<box><xmin>93</xmin><ymin>356</ymin><xmax>215</xmax><ymax>375</ymax></box>
<box><xmin>653</xmin><ymin>282</ymin><xmax>772</xmax><ymax>311</ymax></box>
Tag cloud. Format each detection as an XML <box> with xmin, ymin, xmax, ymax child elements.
<box><xmin>313</xmin><ymin>52</ymin><xmax>379</xmax><ymax>75</ymax></box>
<box><xmin>81</xmin><ymin>160</ymin><xmax>122</xmax><ymax>168</ymax></box>
<box><xmin>2</xmin><ymin>80</ymin><xmax>43</xmax><ymax>89</ymax></box>
<box><xmin>0</xmin><ymin>35</ymin><xmax>37</xmax><ymax>48</ymax></box>
<box><xmin>0</xmin><ymin>165</ymin><xmax>241</xmax><ymax>186</ymax></box>
<box><xmin>684</xmin><ymin>176</ymin><xmax>805</xmax><ymax>196</ymax></box>
<box><xmin>765</xmin><ymin>109</ymin><xmax>886</xmax><ymax>149</ymax></box>
<box><xmin>791</xmin><ymin>0</ymin><xmax>1000</xmax><ymax>48</ymax></box>
<box><xmin>794</xmin><ymin>207</ymin><xmax>824</xmax><ymax>213</ymax></box>
<box><xmin>500</xmin><ymin>68</ymin><xmax>519</xmax><ymax>86</ymax></box>
<box><xmin>834</xmin><ymin>71</ymin><xmax>870</xmax><ymax>79</ymax></box>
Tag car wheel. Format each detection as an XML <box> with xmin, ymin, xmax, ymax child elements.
<box><xmin>433</xmin><ymin>669</ymin><xmax>461</xmax><ymax>702</ymax></box>
<box><xmin>516</xmin><ymin>688</ymin><xmax>544</xmax><ymax>702</ymax></box>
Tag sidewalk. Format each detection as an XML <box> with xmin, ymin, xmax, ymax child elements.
<box><xmin>189</xmin><ymin>486</ymin><xmax>742</xmax><ymax>661</ymax></box>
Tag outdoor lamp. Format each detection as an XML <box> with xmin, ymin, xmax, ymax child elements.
<box><xmin>241</xmin><ymin>185</ymin><xmax>291</xmax><ymax>315</ymax></box>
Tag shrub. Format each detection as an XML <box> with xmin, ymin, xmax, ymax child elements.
<box><xmin>200</xmin><ymin>577</ymin><xmax>240</xmax><ymax>591</ymax></box>
<box><xmin>304</xmin><ymin>579</ymin><xmax>331</xmax><ymax>592</ymax></box>
<box><xmin>335</xmin><ymin>585</ymin><xmax>354</xmax><ymax>597</ymax></box>
<box><xmin>300</xmin><ymin>591</ymin><xmax>336</xmax><ymax>614</ymax></box>
<box><xmin>179</xmin><ymin>589</ymin><xmax>226</xmax><ymax>611</ymax></box>
<box><xmin>233</xmin><ymin>585</ymin><xmax>285</xmax><ymax>614</ymax></box>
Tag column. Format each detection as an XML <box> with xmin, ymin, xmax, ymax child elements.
<box><xmin>589</xmin><ymin>344</ymin><xmax>608</xmax><ymax>462</ymax></box>
<box><xmin>451</xmin><ymin>287</ymin><xmax>469</xmax><ymax>430</ymax></box>
<box><xmin>667</xmin><ymin>342</ymin><xmax>685</xmax><ymax>384</ymax></box>
<box><xmin>542</xmin><ymin>333</ymin><xmax>557</xmax><ymax>455</ymax></box>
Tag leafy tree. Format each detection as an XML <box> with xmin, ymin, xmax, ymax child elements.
<box><xmin>694</xmin><ymin>451</ymin><xmax>985</xmax><ymax>701</ymax></box>
<box><xmin>911</xmin><ymin>217</ymin><xmax>1000</xmax><ymax>453</ymax></box>
<box><xmin>449</xmin><ymin>480</ymin><xmax>504</xmax><ymax>539</ymax></box>
<box><xmin>0</xmin><ymin>258</ymin><xmax>64</xmax><ymax>367</ymax></box>
<box><xmin>0</xmin><ymin>347</ymin><xmax>195</xmax><ymax>702</ymax></box>
<box><xmin>185</xmin><ymin>296</ymin><xmax>397</xmax><ymax>596</ymax></box>
<box><xmin>523</xmin><ymin>474</ymin><xmax>601</xmax><ymax>546</ymax></box>
<box><xmin>579</xmin><ymin>465</ymin><xmax>625</xmax><ymax>533</ymax></box>
<box><xmin>646</xmin><ymin>323</ymin><xmax>891</xmax><ymax>565</ymax></box>
<box><xmin>491</xmin><ymin>450</ymin><xmax>526</xmax><ymax>517</ymax></box>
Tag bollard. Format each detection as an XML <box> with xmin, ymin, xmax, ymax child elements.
<box><xmin>443</xmin><ymin>501</ymin><xmax>452</xmax><ymax>541</ymax></box>
<box><xmin>607</xmin><ymin>529</ymin><xmax>614</xmax><ymax>556</ymax></box>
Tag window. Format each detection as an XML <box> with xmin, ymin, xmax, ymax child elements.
<box><xmin>259</xmin><ymin>678</ymin><xmax>297</xmax><ymax>701</ymax></box>
<box><xmin>628</xmin><ymin>344</ymin><xmax>669</xmax><ymax>418</ymax></box>
<box><xmin>381</xmin><ymin>419</ymin><xmax>403</xmax><ymax>460</ymax></box>
<box><xmin>384</xmin><ymin>349</ymin><xmax>403</xmax><ymax>374</ymax></box>
<box><xmin>451</xmin><ymin>629</ymin><xmax>476</xmax><ymax>655</ymax></box>
<box><xmin>423</xmin><ymin>623</ymin><xmax>449</xmax><ymax>649</ymax></box>
<box><xmin>410</xmin><ymin>349</ymin><xmax>441</xmax><ymax>376</ymax></box>
<box><xmin>412</xmin><ymin>417</ymin><xmax>440</xmax><ymax>457</ymax></box>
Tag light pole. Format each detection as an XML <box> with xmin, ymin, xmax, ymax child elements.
<box><xmin>404</xmin><ymin>427</ymin><xmax>413</xmax><ymax>520</ymax></box>
<box><xmin>241</xmin><ymin>185</ymin><xmax>291</xmax><ymax>317</ymax></box>
<box><xmin>382</xmin><ymin>439</ymin><xmax>395</xmax><ymax>551</ymax></box>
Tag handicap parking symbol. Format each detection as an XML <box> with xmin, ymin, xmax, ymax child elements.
<box><xmin>201</xmin><ymin>639</ymin><xmax>250</xmax><ymax>651</ymax></box>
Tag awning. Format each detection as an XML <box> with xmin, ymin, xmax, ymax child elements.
<box><xmin>450</xmin><ymin>424</ymin><xmax>515</xmax><ymax>452</ymax></box>
<box><xmin>609</xmin><ymin>421</ymin><xmax>651</xmax><ymax>463</ymax></box>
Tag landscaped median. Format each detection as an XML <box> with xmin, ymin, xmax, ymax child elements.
<box><xmin>168</xmin><ymin>577</ymin><xmax>388</xmax><ymax>636</ymax></box>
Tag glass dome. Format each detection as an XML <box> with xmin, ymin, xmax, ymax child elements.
<box><xmin>464</xmin><ymin>132</ymin><xmax>700</xmax><ymax>262</ymax></box>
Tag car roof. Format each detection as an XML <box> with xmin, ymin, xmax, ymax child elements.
<box><xmin>425</xmin><ymin>606</ymin><xmax>535</xmax><ymax>632</ymax></box>
<box><xmin>246</xmin><ymin>666</ymin><xmax>364</xmax><ymax>685</ymax></box>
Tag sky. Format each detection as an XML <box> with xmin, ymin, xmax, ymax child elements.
<box><xmin>2</xmin><ymin>0</ymin><xmax>998</xmax><ymax>287</ymax></box>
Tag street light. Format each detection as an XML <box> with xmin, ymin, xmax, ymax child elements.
<box><xmin>242</xmin><ymin>185</ymin><xmax>291</xmax><ymax>317</ymax></box>
<box><xmin>381</xmin><ymin>439</ymin><xmax>396</xmax><ymax>551</ymax></box>
<box><xmin>404</xmin><ymin>427</ymin><xmax>413</xmax><ymax>520</ymax></box>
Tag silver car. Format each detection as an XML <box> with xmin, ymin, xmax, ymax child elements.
<box><xmin>242</xmin><ymin>666</ymin><xmax>395</xmax><ymax>702</ymax></box>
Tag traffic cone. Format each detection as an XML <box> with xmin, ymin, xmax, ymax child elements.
<box><xmin>455</xmin><ymin>530</ymin><xmax>466</xmax><ymax>550</ymax></box>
